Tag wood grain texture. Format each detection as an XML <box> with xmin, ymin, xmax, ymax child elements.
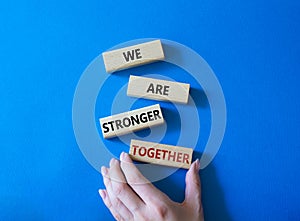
<box><xmin>129</xmin><ymin>139</ymin><xmax>193</xmax><ymax>169</ymax></box>
<box><xmin>99</xmin><ymin>104</ymin><xmax>164</xmax><ymax>139</ymax></box>
<box><xmin>102</xmin><ymin>40</ymin><xmax>165</xmax><ymax>73</ymax></box>
<box><xmin>127</xmin><ymin>75</ymin><xmax>190</xmax><ymax>103</ymax></box>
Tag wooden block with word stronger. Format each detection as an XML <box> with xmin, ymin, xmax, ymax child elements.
<box><xmin>99</xmin><ymin>104</ymin><xmax>164</xmax><ymax>139</ymax></box>
<box><xmin>129</xmin><ymin>139</ymin><xmax>193</xmax><ymax>169</ymax></box>
<box><xmin>102</xmin><ymin>40</ymin><xmax>165</xmax><ymax>73</ymax></box>
<box><xmin>127</xmin><ymin>75</ymin><xmax>190</xmax><ymax>104</ymax></box>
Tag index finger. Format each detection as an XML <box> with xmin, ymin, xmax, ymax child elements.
<box><xmin>108</xmin><ymin>158</ymin><xmax>145</xmax><ymax>212</ymax></box>
<box><xmin>120</xmin><ymin>152</ymin><xmax>169</xmax><ymax>204</ymax></box>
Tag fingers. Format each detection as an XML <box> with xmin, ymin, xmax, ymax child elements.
<box><xmin>120</xmin><ymin>152</ymin><xmax>168</xmax><ymax>204</ymax></box>
<box><xmin>184</xmin><ymin>159</ymin><xmax>202</xmax><ymax>207</ymax></box>
<box><xmin>101</xmin><ymin>166</ymin><xmax>133</xmax><ymax>221</ymax></box>
<box><xmin>108</xmin><ymin>158</ymin><xmax>145</xmax><ymax>212</ymax></box>
<box><xmin>99</xmin><ymin>189</ymin><xmax>125</xmax><ymax>221</ymax></box>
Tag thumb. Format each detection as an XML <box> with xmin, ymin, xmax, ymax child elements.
<box><xmin>184</xmin><ymin>159</ymin><xmax>201</xmax><ymax>207</ymax></box>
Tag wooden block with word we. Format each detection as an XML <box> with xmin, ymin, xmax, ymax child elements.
<box><xmin>129</xmin><ymin>139</ymin><xmax>193</xmax><ymax>169</ymax></box>
<box><xmin>102</xmin><ymin>40</ymin><xmax>165</xmax><ymax>73</ymax></box>
<box><xmin>99</xmin><ymin>104</ymin><xmax>164</xmax><ymax>139</ymax></box>
<box><xmin>127</xmin><ymin>75</ymin><xmax>190</xmax><ymax>104</ymax></box>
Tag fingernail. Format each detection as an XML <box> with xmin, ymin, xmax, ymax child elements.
<box><xmin>101</xmin><ymin>166</ymin><xmax>108</xmax><ymax>176</ymax></box>
<box><xmin>98</xmin><ymin>189</ymin><xmax>106</xmax><ymax>199</ymax></box>
<box><xmin>195</xmin><ymin>159</ymin><xmax>200</xmax><ymax>171</ymax></box>
<box><xmin>120</xmin><ymin>152</ymin><xmax>125</xmax><ymax>161</ymax></box>
<box><xmin>120</xmin><ymin>152</ymin><xmax>130</xmax><ymax>162</ymax></box>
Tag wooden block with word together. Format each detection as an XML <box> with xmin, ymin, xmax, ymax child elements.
<box><xmin>129</xmin><ymin>139</ymin><xmax>193</xmax><ymax>169</ymax></box>
<box><xmin>127</xmin><ymin>75</ymin><xmax>190</xmax><ymax>104</ymax></box>
<box><xmin>99</xmin><ymin>104</ymin><xmax>164</xmax><ymax>139</ymax></box>
<box><xmin>102</xmin><ymin>40</ymin><xmax>165</xmax><ymax>73</ymax></box>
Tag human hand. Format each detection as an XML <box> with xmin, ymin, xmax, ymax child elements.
<box><xmin>99</xmin><ymin>152</ymin><xmax>204</xmax><ymax>221</ymax></box>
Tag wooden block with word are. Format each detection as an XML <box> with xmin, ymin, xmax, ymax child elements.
<box><xmin>99</xmin><ymin>104</ymin><xmax>164</xmax><ymax>139</ymax></box>
<box><xmin>129</xmin><ymin>139</ymin><xmax>193</xmax><ymax>169</ymax></box>
<box><xmin>127</xmin><ymin>75</ymin><xmax>190</xmax><ymax>104</ymax></box>
<box><xmin>102</xmin><ymin>40</ymin><xmax>164</xmax><ymax>73</ymax></box>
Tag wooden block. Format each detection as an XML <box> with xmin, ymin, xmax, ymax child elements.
<box><xmin>99</xmin><ymin>104</ymin><xmax>164</xmax><ymax>139</ymax></box>
<box><xmin>102</xmin><ymin>40</ymin><xmax>165</xmax><ymax>73</ymax></box>
<box><xmin>127</xmin><ymin>75</ymin><xmax>190</xmax><ymax>104</ymax></box>
<box><xmin>129</xmin><ymin>139</ymin><xmax>193</xmax><ymax>169</ymax></box>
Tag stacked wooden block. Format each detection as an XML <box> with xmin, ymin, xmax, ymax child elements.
<box><xmin>100</xmin><ymin>40</ymin><xmax>193</xmax><ymax>169</ymax></box>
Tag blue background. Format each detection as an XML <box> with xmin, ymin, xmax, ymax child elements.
<box><xmin>0</xmin><ymin>0</ymin><xmax>299</xmax><ymax>220</ymax></box>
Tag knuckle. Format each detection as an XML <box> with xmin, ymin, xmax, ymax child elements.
<box><xmin>113</xmin><ymin>182</ymin><xmax>126</xmax><ymax>196</ymax></box>
<box><xmin>157</xmin><ymin>206</ymin><xmax>169</xmax><ymax>219</ymax></box>
<box><xmin>135</xmin><ymin>204</ymin><xmax>169</xmax><ymax>221</ymax></box>
<box><xmin>154</xmin><ymin>203</ymin><xmax>169</xmax><ymax>219</ymax></box>
<box><xmin>192</xmin><ymin>178</ymin><xmax>201</xmax><ymax>189</ymax></box>
<box><xmin>114</xmin><ymin>198</ymin><xmax>123</xmax><ymax>209</ymax></box>
<box><xmin>106</xmin><ymin>201</ymin><xmax>112</xmax><ymax>209</ymax></box>
<box><xmin>103</xmin><ymin>198</ymin><xmax>112</xmax><ymax>209</ymax></box>
<box><xmin>106</xmin><ymin>201</ymin><xmax>112</xmax><ymax>210</ymax></box>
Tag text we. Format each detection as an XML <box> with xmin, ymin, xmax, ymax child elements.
<box><xmin>123</xmin><ymin>49</ymin><xmax>142</xmax><ymax>62</ymax></box>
